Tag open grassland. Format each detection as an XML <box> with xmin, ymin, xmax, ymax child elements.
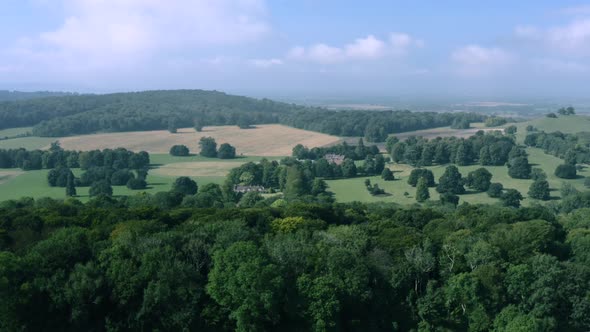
<box><xmin>0</xmin><ymin>127</ymin><xmax>33</xmax><ymax>138</ymax></box>
<box><xmin>0</xmin><ymin>136</ymin><xmax>58</xmax><ymax>150</ymax></box>
<box><xmin>0</xmin><ymin>154</ymin><xmax>275</xmax><ymax>202</ymax></box>
<box><xmin>55</xmin><ymin>124</ymin><xmax>340</xmax><ymax>156</ymax></box>
<box><xmin>512</xmin><ymin>115</ymin><xmax>590</xmax><ymax>143</ymax></box>
<box><xmin>327</xmin><ymin>148</ymin><xmax>589</xmax><ymax>205</ymax></box>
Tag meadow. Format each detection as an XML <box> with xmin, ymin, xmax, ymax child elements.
<box><xmin>327</xmin><ymin>148</ymin><xmax>588</xmax><ymax>206</ymax></box>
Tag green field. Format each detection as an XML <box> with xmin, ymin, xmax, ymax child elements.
<box><xmin>512</xmin><ymin>115</ymin><xmax>590</xmax><ymax>143</ymax></box>
<box><xmin>327</xmin><ymin>148</ymin><xmax>588</xmax><ymax>205</ymax></box>
<box><xmin>0</xmin><ymin>154</ymin><xmax>282</xmax><ymax>201</ymax></box>
<box><xmin>0</xmin><ymin>136</ymin><xmax>58</xmax><ymax>150</ymax></box>
<box><xmin>0</xmin><ymin>127</ymin><xmax>33</xmax><ymax>138</ymax></box>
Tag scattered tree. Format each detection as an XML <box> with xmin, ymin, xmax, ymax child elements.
<box><xmin>89</xmin><ymin>180</ymin><xmax>113</xmax><ymax>197</ymax></box>
<box><xmin>170</xmin><ymin>145</ymin><xmax>190</xmax><ymax>156</ymax></box>
<box><xmin>381</xmin><ymin>168</ymin><xmax>395</xmax><ymax>181</ymax></box>
<box><xmin>199</xmin><ymin>137</ymin><xmax>217</xmax><ymax>158</ymax></box>
<box><xmin>487</xmin><ymin>182</ymin><xmax>504</xmax><ymax>198</ymax></box>
<box><xmin>218</xmin><ymin>143</ymin><xmax>237</xmax><ymax>159</ymax></box>
<box><xmin>528</xmin><ymin>179</ymin><xmax>550</xmax><ymax>201</ymax></box>
<box><xmin>508</xmin><ymin>157</ymin><xmax>531</xmax><ymax>179</ymax></box>
<box><xmin>416</xmin><ymin>177</ymin><xmax>430</xmax><ymax>202</ymax></box>
<box><xmin>501</xmin><ymin>189</ymin><xmax>523</xmax><ymax>207</ymax></box>
<box><xmin>65</xmin><ymin>172</ymin><xmax>76</xmax><ymax>197</ymax></box>
<box><xmin>437</xmin><ymin>165</ymin><xmax>465</xmax><ymax>195</ymax></box>
<box><xmin>466</xmin><ymin>168</ymin><xmax>493</xmax><ymax>192</ymax></box>
<box><xmin>172</xmin><ymin>176</ymin><xmax>198</xmax><ymax>195</ymax></box>
<box><xmin>555</xmin><ymin>164</ymin><xmax>577</xmax><ymax>179</ymax></box>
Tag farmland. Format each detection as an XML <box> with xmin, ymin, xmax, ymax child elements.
<box><xmin>55</xmin><ymin>124</ymin><xmax>340</xmax><ymax>156</ymax></box>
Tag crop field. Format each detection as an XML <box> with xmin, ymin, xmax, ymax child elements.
<box><xmin>327</xmin><ymin>148</ymin><xmax>589</xmax><ymax>205</ymax></box>
<box><xmin>55</xmin><ymin>124</ymin><xmax>340</xmax><ymax>156</ymax></box>
<box><xmin>0</xmin><ymin>127</ymin><xmax>33</xmax><ymax>138</ymax></box>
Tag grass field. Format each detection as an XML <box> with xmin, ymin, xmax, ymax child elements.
<box><xmin>0</xmin><ymin>136</ymin><xmax>58</xmax><ymax>150</ymax></box>
<box><xmin>0</xmin><ymin>153</ymin><xmax>281</xmax><ymax>202</ymax></box>
<box><xmin>512</xmin><ymin>115</ymin><xmax>590</xmax><ymax>143</ymax></box>
<box><xmin>327</xmin><ymin>148</ymin><xmax>588</xmax><ymax>205</ymax></box>
<box><xmin>0</xmin><ymin>127</ymin><xmax>33</xmax><ymax>138</ymax></box>
<box><xmin>56</xmin><ymin>124</ymin><xmax>340</xmax><ymax>156</ymax></box>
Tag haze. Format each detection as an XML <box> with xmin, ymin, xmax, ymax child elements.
<box><xmin>2</xmin><ymin>0</ymin><xmax>590</xmax><ymax>101</ymax></box>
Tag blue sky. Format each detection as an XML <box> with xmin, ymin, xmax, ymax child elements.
<box><xmin>2</xmin><ymin>0</ymin><xmax>590</xmax><ymax>99</ymax></box>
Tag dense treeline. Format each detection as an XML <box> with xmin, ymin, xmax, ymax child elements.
<box><xmin>387</xmin><ymin>131</ymin><xmax>516</xmax><ymax>167</ymax></box>
<box><xmin>0</xmin><ymin>90</ymin><xmax>71</xmax><ymax>102</ymax></box>
<box><xmin>0</xmin><ymin>145</ymin><xmax>150</xmax><ymax>171</ymax></box>
<box><xmin>0</xmin><ymin>90</ymin><xmax>488</xmax><ymax>141</ymax></box>
<box><xmin>1</xmin><ymin>194</ymin><xmax>590</xmax><ymax>331</ymax></box>
<box><xmin>292</xmin><ymin>139</ymin><xmax>380</xmax><ymax>160</ymax></box>
<box><xmin>525</xmin><ymin>131</ymin><xmax>590</xmax><ymax>164</ymax></box>
<box><xmin>0</xmin><ymin>90</ymin><xmax>300</xmax><ymax>135</ymax></box>
<box><xmin>281</xmin><ymin>110</ymin><xmax>485</xmax><ymax>142</ymax></box>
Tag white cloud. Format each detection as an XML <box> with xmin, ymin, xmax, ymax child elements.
<box><xmin>345</xmin><ymin>35</ymin><xmax>386</xmax><ymax>59</ymax></box>
<box><xmin>452</xmin><ymin>45</ymin><xmax>514</xmax><ymax>76</ymax></box>
<box><xmin>5</xmin><ymin>0</ymin><xmax>270</xmax><ymax>71</ymax></box>
<box><xmin>249</xmin><ymin>58</ymin><xmax>283</xmax><ymax>68</ymax></box>
<box><xmin>288</xmin><ymin>33</ymin><xmax>422</xmax><ymax>64</ymax></box>
<box><xmin>515</xmin><ymin>19</ymin><xmax>590</xmax><ymax>56</ymax></box>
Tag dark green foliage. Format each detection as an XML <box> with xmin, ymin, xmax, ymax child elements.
<box><xmin>341</xmin><ymin>159</ymin><xmax>357</xmax><ymax>178</ymax></box>
<box><xmin>546</xmin><ymin>113</ymin><xmax>557</xmax><ymax>118</ymax></box>
<box><xmin>437</xmin><ymin>165</ymin><xmax>465</xmax><ymax>195</ymax></box>
<box><xmin>440</xmin><ymin>192</ymin><xmax>459</xmax><ymax>206</ymax></box>
<box><xmin>487</xmin><ymin>182</ymin><xmax>504</xmax><ymax>198</ymax></box>
<box><xmin>485</xmin><ymin>117</ymin><xmax>508</xmax><ymax>127</ymax></box>
<box><xmin>416</xmin><ymin>177</ymin><xmax>430</xmax><ymax>202</ymax></box>
<box><xmin>408</xmin><ymin>169</ymin><xmax>435</xmax><ymax>187</ymax></box>
<box><xmin>555</xmin><ymin>164</ymin><xmax>577</xmax><ymax>179</ymax></box>
<box><xmin>525</xmin><ymin>131</ymin><xmax>590</xmax><ymax>164</ymax></box>
<box><xmin>199</xmin><ymin>137</ymin><xmax>217</xmax><ymax>157</ymax></box>
<box><xmin>167</xmin><ymin>117</ymin><xmax>178</xmax><ymax>133</ymax></box>
<box><xmin>466</xmin><ymin>168</ymin><xmax>493</xmax><ymax>192</ymax></box>
<box><xmin>528</xmin><ymin>180</ymin><xmax>550</xmax><ymax>201</ymax></box>
<box><xmin>381</xmin><ymin>168</ymin><xmax>395</xmax><ymax>181</ymax></box>
<box><xmin>531</xmin><ymin>168</ymin><xmax>547</xmax><ymax>181</ymax></box>
<box><xmin>505</xmin><ymin>125</ymin><xmax>517</xmax><ymax>135</ymax></box>
<box><xmin>557</xmin><ymin>106</ymin><xmax>575</xmax><ymax>115</ymax></box>
<box><xmin>451</xmin><ymin>118</ymin><xmax>470</xmax><ymax>129</ymax></box>
<box><xmin>218</xmin><ymin>143</ymin><xmax>236</xmax><ymax>159</ymax></box>
<box><xmin>89</xmin><ymin>180</ymin><xmax>113</xmax><ymax>197</ymax></box>
<box><xmin>169</xmin><ymin>144</ymin><xmax>190</xmax><ymax>156</ymax></box>
<box><xmin>126</xmin><ymin>178</ymin><xmax>147</xmax><ymax>190</ymax></box>
<box><xmin>501</xmin><ymin>189</ymin><xmax>523</xmax><ymax>208</ymax></box>
<box><xmin>508</xmin><ymin>157</ymin><xmax>532</xmax><ymax>179</ymax></box>
<box><xmin>47</xmin><ymin>167</ymin><xmax>74</xmax><ymax>187</ymax></box>
<box><xmin>65</xmin><ymin>172</ymin><xmax>76</xmax><ymax>197</ymax></box>
<box><xmin>292</xmin><ymin>141</ymin><xmax>379</xmax><ymax>161</ymax></box>
<box><xmin>585</xmin><ymin>177</ymin><xmax>590</xmax><ymax>188</ymax></box>
<box><xmin>110</xmin><ymin>169</ymin><xmax>135</xmax><ymax>186</ymax></box>
<box><xmin>172</xmin><ymin>177</ymin><xmax>198</xmax><ymax>195</ymax></box>
<box><xmin>0</xmin><ymin>196</ymin><xmax>588</xmax><ymax>331</ymax></box>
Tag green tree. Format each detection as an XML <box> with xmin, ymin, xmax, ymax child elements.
<box><xmin>487</xmin><ymin>182</ymin><xmax>504</xmax><ymax>198</ymax></box>
<box><xmin>454</xmin><ymin>141</ymin><xmax>470</xmax><ymax>166</ymax></box>
<box><xmin>169</xmin><ymin>145</ymin><xmax>190</xmax><ymax>156</ymax></box>
<box><xmin>207</xmin><ymin>241</ymin><xmax>283</xmax><ymax>332</ymax></box>
<box><xmin>199</xmin><ymin>137</ymin><xmax>217</xmax><ymax>157</ymax></box>
<box><xmin>440</xmin><ymin>192</ymin><xmax>460</xmax><ymax>206</ymax></box>
<box><xmin>89</xmin><ymin>180</ymin><xmax>112</xmax><ymax>196</ymax></box>
<box><xmin>218</xmin><ymin>143</ymin><xmax>237</xmax><ymax>159</ymax></box>
<box><xmin>381</xmin><ymin>168</ymin><xmax>394</xmax><ymax>181</ymax></box>
<box><xmin>408</xmin><ymin>169</ymin><xmax>435</xmax><ymax>187</ymax></box>
<box><xmin>466</xmin><ymin>168</ymin><xmax>492</xmax><ymax>192</ymax></box>
<box><xmin>437</xmin><ymin>165</ymin><xmax>465</xmax><ymax>194</ymax></box>
<box><xmin>479</xmin><ymin>147</ymin><xmax>491</xmax><ymax>166</ymax></box>
<box><xmin>341</xmin><ymin>159</ymin><xmax>357</xmax><ymax>178</ymax></box>
<box><xmin>284</xmin><ymin>167</ymin><xmax>308</xmax><ymax>199</ymax></box>
<box><xmin>505</xmin><ymin>125</ymin><xmax>517</xmax><ymax>135</ymax></box>
<box><xmin>501</xmin><ymin>189</ymin><xmax>523</xmax><ymax>207</ymax></box>
<box><xmin>508</xmin><ymin>157</ymin><xmax>531</xmax><ymax>179</ymax></box>
<box><xmin>172</xmin><ymin>176</ymin><xmax>198</xmax><ymax>195</ymax></box>
<box><xmin>167</xmin><ymin>117</ymin><xmax>178</xmax><ymax>133</ymax></box>
<box><xmin>554</xmin><ymin>164</ymin><xmax>577</xmax><ymax>179</ymax></box>
<box><xmin>416</xmin><ymin>177</ymin><xmax>430</xmax><ymax>202</ymax></box>
<box><xmin>528</xmin><ymin>179</ymin><xmax>550</xmax><ymax>201</ymax></box>
<box><xmin>65</xmin><ymin>172</ymin><xmax>76</xmax><ymax>197</ymax></box>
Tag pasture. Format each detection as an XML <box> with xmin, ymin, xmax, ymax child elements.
<box><xmin>55</xmin><ymin>124</ymin><xmax>340</xmax><ymax>156</ymax></box>
<box><xmin>512</xmin><ymin>115</ymin><xmax>590</xmax><ymax>144</ymax></box>
<box><xmin>327</xmin><ymin>148</ymin><xmax>589</xmax><ymax>205</ymax></box>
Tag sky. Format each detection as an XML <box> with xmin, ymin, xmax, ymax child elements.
<box><xmin>2</xmin><ymin>0</ymin><xmax>590</xmax><ymax>100</ymax></box>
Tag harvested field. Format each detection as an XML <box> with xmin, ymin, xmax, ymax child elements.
<box><xmin>55</xmin><ymin>124</ymin><xmax>340</xmax><ymax>156</ymax></box>
<box><xmin>152</xmin><ymin>161</ymin><xmax>245</xmax><ymax>177</ymax></box>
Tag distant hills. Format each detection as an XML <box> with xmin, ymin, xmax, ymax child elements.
<box><xmin>0</xmin><ymin>90</ymin><xmax>73</xmax><ymax>102</ymax></box>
